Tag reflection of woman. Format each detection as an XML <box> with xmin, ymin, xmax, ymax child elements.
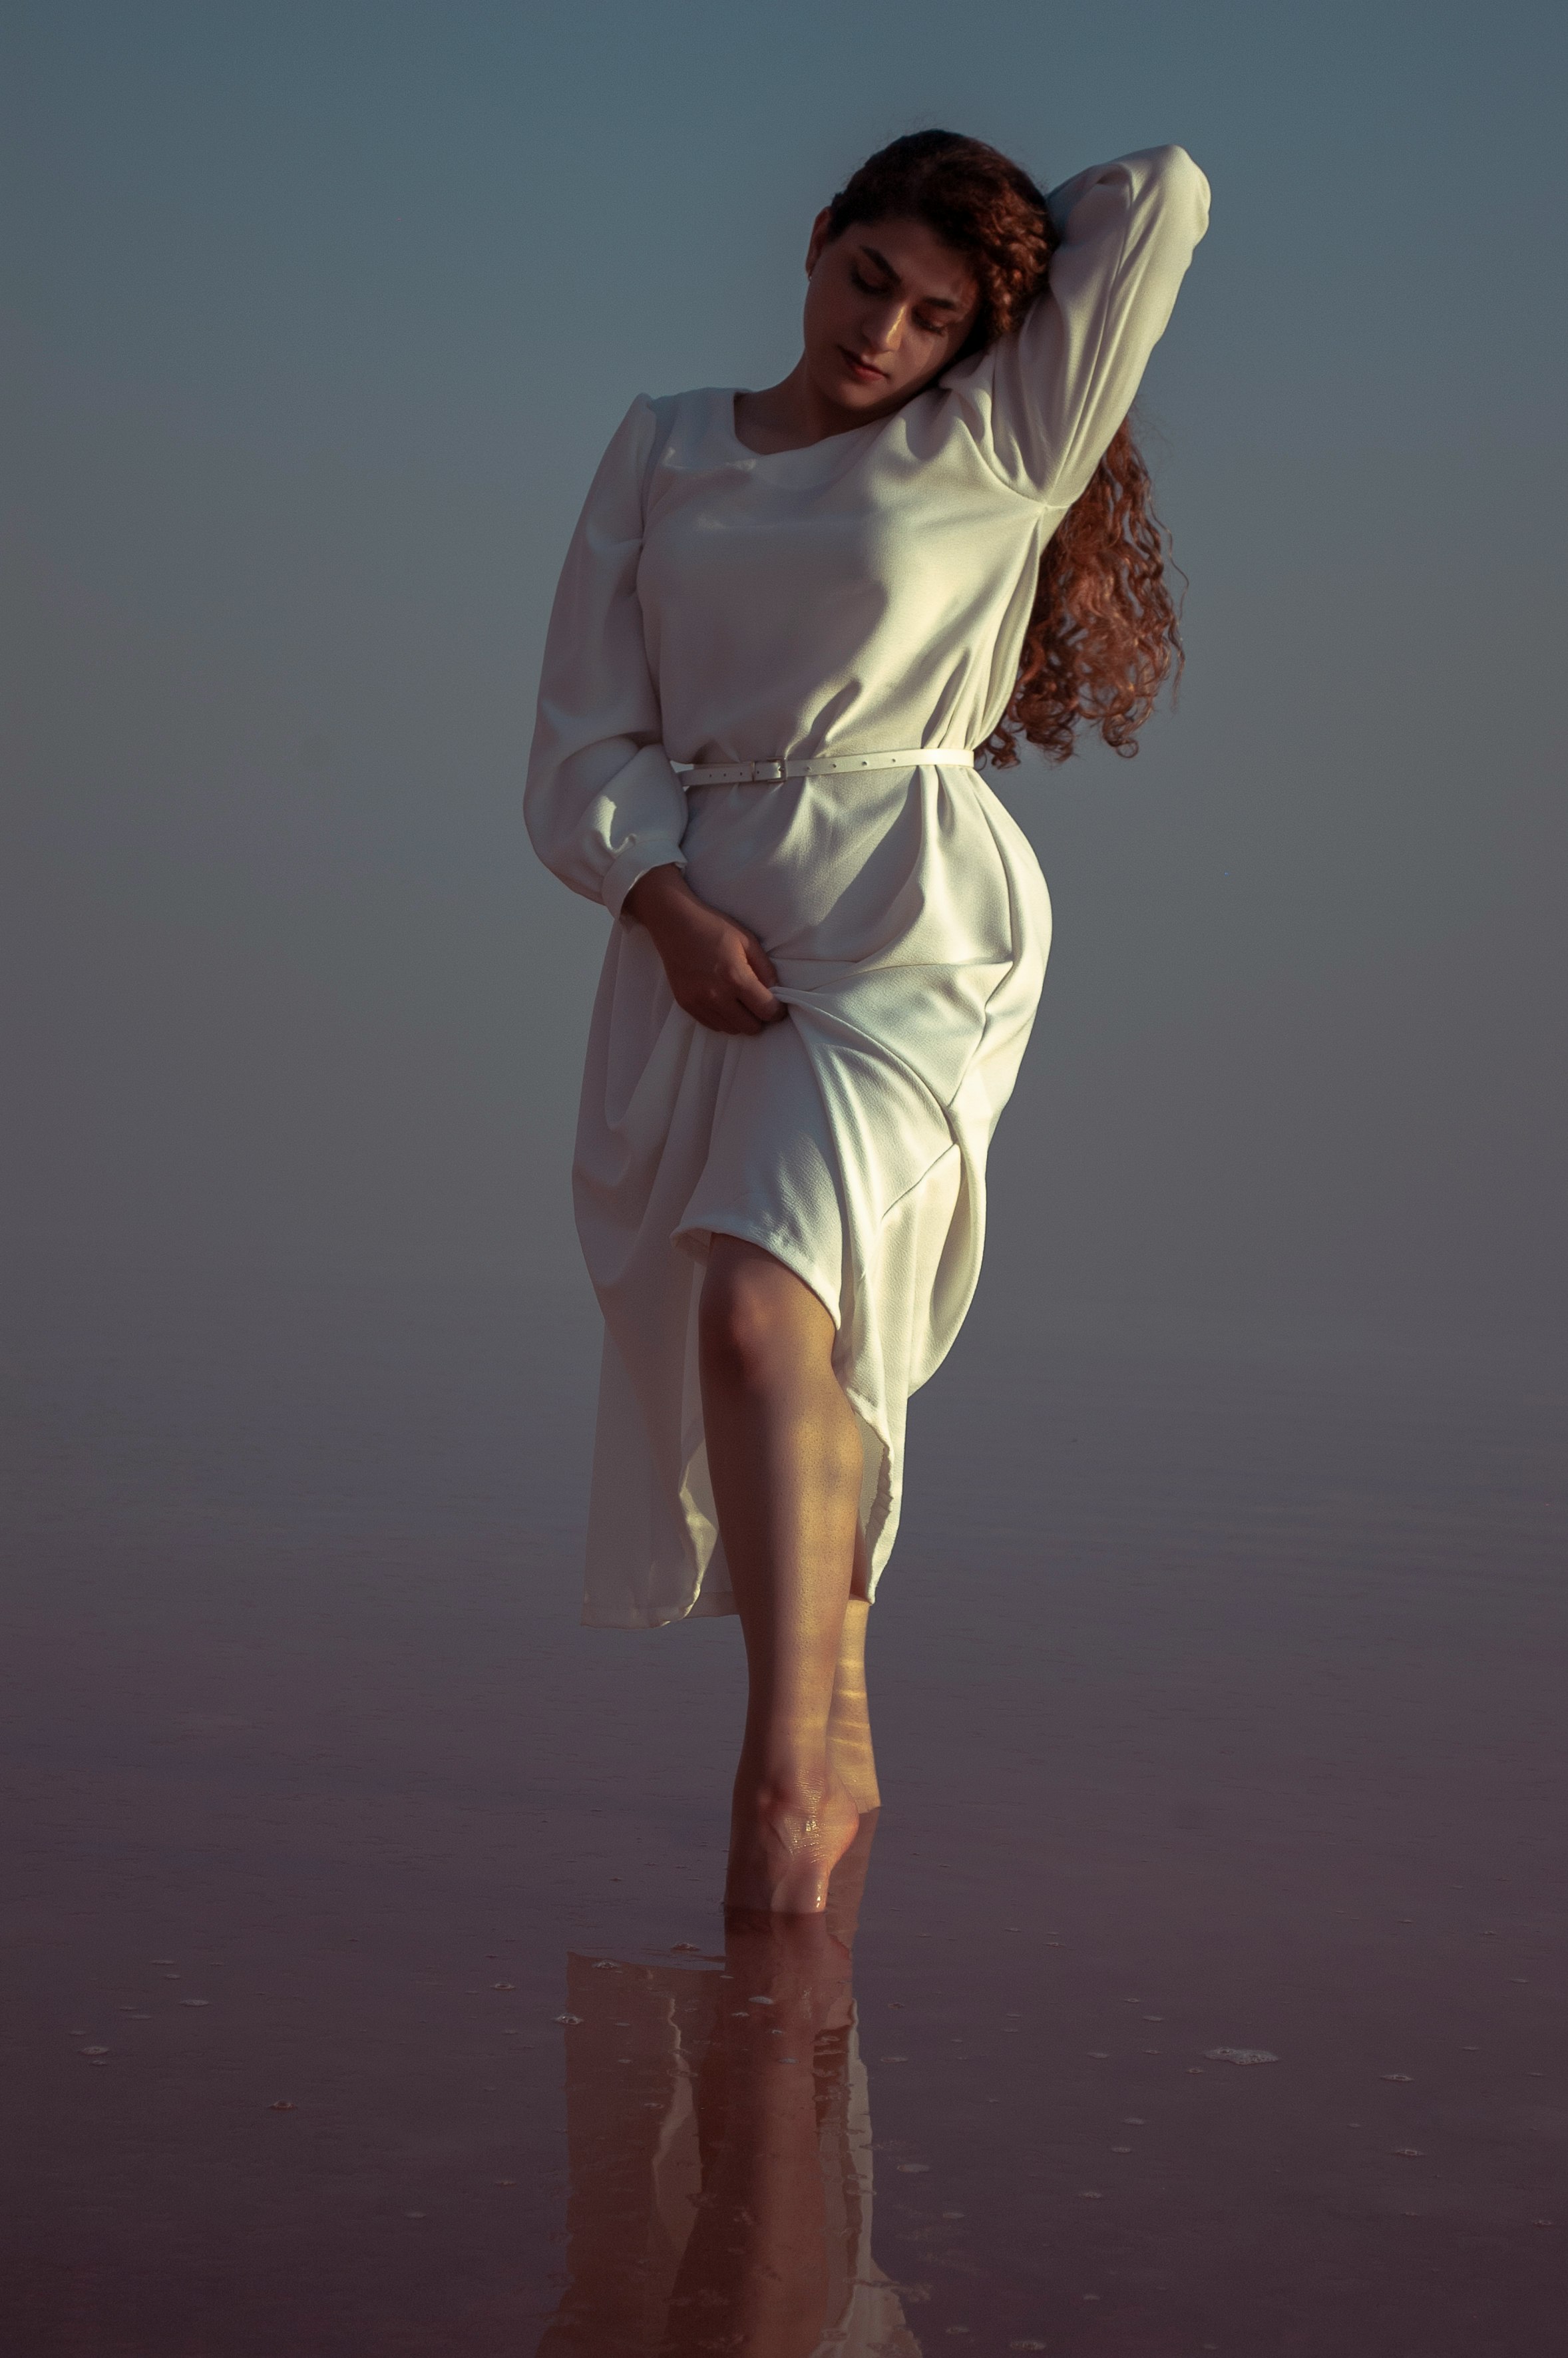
<box><xmin>536</xmin><ymin>1822</ymin><xmax>918</xmax><ymax>2358</ymax></box>
<box><xmin>527</xmin><ymin>132</ymin><xmax>1208</xmax><ymax>1909</ymax></box>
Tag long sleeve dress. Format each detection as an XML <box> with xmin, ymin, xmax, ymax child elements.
<box><xmin>526</xmin><ymin>146</ymin><xmax>1210</xmax><ymax>1628</ymax></box>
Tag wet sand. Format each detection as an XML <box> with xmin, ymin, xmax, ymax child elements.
<box><xmin>3</xmin><ymin>1261</ymin><xmax>1564</xmax><ymax>2353</ymax></box>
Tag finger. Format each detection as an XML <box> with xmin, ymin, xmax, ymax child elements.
<box><xmin>743</xmin><ymin>935</ymin><xmax>779</xmax><ymax>990</ymax></box>
<box><xmin>731</xmin><ymin>964</ymin><xmax>781</xmax><ymax>1024</ymax></box>
<box><xmin>678</xmin><ymin>990</ymin><xmax>760</xmax><ymax>1036</ymax></box>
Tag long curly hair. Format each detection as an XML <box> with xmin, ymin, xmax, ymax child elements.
<box><xmin>824</xmin><ymin>129</ymin><xmax>1182</xmax><ymax>767</ymax></box>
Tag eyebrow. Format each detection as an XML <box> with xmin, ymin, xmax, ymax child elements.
<box><xmin>856</xmin><ymin>242</ymin><xmax>966</xmax><ymax>313</ymax></box>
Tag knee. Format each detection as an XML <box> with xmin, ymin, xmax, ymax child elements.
<box><xmin>699</xmin><ymin>1265</ymin><xmax>787</xmax><ymax>1394</ymax></box>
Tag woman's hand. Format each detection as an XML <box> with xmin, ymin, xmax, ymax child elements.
<box><xmin>622</xmin><ymin>864</ymin><xmax>786</xmax><ymax>1036</ymax></box>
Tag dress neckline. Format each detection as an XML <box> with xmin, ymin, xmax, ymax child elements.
<box><xmin>719</xmin><ymin>388</ymin><xmax>886</xmax><ymax>465</ymax></box>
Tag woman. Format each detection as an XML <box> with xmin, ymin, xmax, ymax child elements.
<box><xmin>526</xmin><ymin>130</ymin><xmax>1209</xmax><ymax>1914</ymax></box>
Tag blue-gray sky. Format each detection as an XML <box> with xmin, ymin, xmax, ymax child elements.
<box><xmin>5</xmin><ymin>0</ymin><xmax>1565</xmax><ymax>1350</ymax></box>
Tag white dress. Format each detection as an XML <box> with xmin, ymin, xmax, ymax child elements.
<box><xmin>526</xmin><ymin>146</ymin><xmax>1209</xmax><ymax>1627</ymax></box>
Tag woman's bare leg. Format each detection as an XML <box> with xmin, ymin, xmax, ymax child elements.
<box><xmin>828</xmin><ymin>1590</ymin><xmax>881</xmax><ymax>1813</ymax></box>
<box><xmin>700</xmin><ymin>1237</ymin><xmax>864</xmax><ymax>1912</ymax></box>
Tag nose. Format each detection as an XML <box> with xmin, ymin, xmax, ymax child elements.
<box><xmin>861</xmin><ymin>297</ymin><xmax>908</xmax><ymax>355</ymax></box>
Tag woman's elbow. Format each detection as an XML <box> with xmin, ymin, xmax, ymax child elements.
<box><xmin>1148</xmin><ymin>144</ymin><xmax>1211</xmax><ymax>230</ymax></box>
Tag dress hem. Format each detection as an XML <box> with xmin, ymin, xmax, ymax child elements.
<box><xmin>580</xmin><ymin>1593</ymin><xmax>739</xmax><ymax>1630</ymax></box>
<box><xmin>672</xmin><ymin>1215</ymin><xmax>842</xmax><ymax>1334</ymax></box>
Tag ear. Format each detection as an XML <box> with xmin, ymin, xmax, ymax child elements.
<box><xmin>804</xmin><ymin>206</ymin><xmax>835</xmax><ymax>276</ymax></box>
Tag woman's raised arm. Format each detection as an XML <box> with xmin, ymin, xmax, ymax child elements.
<box><xmin>966</xmin><ymin>144</ymin><xmax>1210</xmax><ymax>510</ymax></box>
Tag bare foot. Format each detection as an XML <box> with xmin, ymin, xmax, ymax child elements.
<box><xmin>823</xmin><ymin>1807</ymin><xmax>879</xmax><ymax>1948</ymax></box>
<box><xmin>725</xmin><ymin>1779</ymin><xmax>861</xmax><ymax>1914</ymax></box>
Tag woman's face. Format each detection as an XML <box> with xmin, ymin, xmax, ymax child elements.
<box><xmin>801</xmin><ymin>210</ymin><xmax>981</xmax><ymax>418</ymax></box>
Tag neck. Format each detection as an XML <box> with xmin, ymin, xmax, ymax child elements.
<box><xmin>732</xmin><ymin>357</ymin><xmax>906</xmax><ymax>456</ymax></box>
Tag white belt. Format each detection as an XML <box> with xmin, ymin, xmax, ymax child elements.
<box><xmin>673</xmin><ymin>745</ymin><xmax>974</xmax><ymax>787</ymax></box>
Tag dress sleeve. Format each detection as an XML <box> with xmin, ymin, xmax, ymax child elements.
<box><xmin>524</xmin><ymin>395</ymin><xmax>689</xmax><ymax>918</ymax></box>
<box><xmin>966</xmin><ymin>145</ymin><xmax>1210</xmax><ymax>509</ymax></box>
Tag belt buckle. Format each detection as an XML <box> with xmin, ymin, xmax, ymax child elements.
<box><xmin>752</xmin><ymin>759</ymin><xmax>783</xmax><ymax>783</ymax></box>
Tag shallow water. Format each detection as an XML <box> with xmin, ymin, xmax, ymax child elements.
<box><xmin>4</xmin><ymin>1261</ymin><xmax>1565</xmax><ymax>2355</ymax></box>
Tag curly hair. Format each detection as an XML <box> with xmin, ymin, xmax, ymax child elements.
<box><xmin>824</xmin><ymin>129</ymin><xmax>1182</xmax><ymax>767</ymax></box>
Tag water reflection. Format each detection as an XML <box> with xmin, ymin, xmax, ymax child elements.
<box><xmin>537</xmin><ymin>1816</ymin><xmax>920</xmax><ymax>2357</ymax></box>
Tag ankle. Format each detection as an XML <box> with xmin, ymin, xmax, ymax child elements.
<box><xmin>740</xmin><ymin>1772</ymin><xmax>833</xmax><ymax>1815</ymax></box>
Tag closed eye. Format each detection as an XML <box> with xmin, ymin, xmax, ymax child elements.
<box><xmin>851</xmin><ymin>268</ymin><xmax>950</xmax><ymax>335</ymax></box>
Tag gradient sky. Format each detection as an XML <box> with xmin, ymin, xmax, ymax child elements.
<box><xmin>5</xmin><ymin>0</ymin><xmax>1565</xmax><ymax>1352</ymax></box>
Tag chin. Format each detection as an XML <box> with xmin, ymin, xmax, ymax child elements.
<box><xmin>829</xmin><ymin>368</ymin><xmax>901</xmax><ymax>411</ymax></box>
<box><xmin>803</xmin><ymin>346</ymin><xmax>885</xmax><ymax>409</ymax></box>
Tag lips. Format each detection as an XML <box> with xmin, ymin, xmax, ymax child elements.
<box><xmin>841</xmin><ymin>349</ymin><xmax>888</xmax><ymax>383</ymax></box>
